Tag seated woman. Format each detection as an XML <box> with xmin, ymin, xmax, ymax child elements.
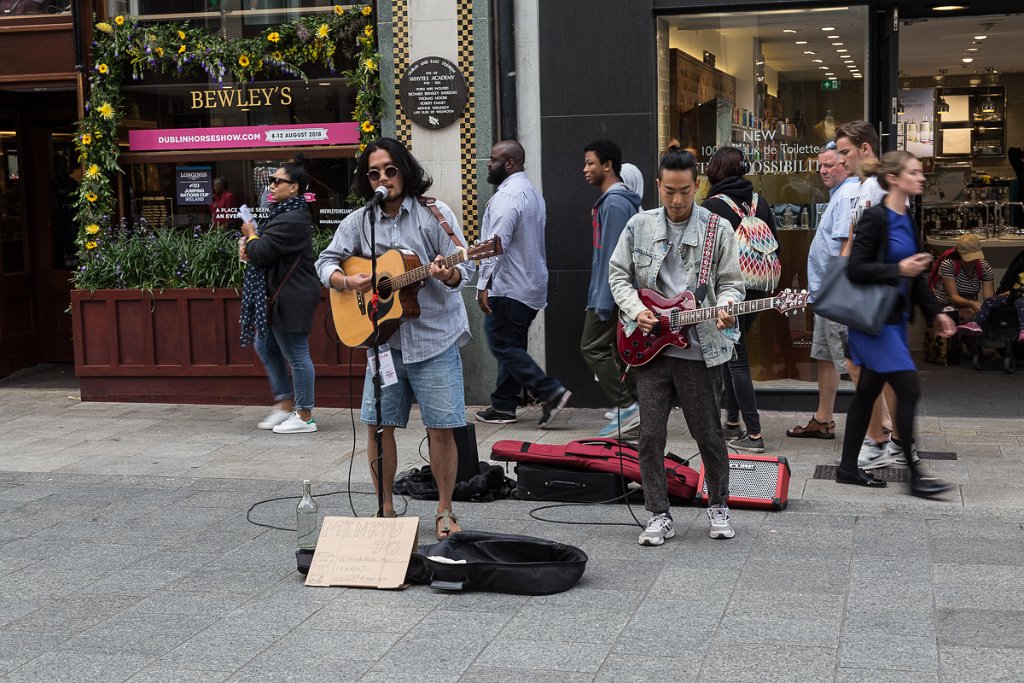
<box><xmin>929</xmin><ymin>233</ymin><xmax>994</xmax><ymax>322</ymax></box>
<box><xmin>958</xmin><ymin>248</ymin><xmax>1024</xmax><ymax>342</ymax></box>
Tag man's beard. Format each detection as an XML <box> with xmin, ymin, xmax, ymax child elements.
<box><xmin>487</xmin><ymin>166</ymin><xmax>509</xmax><ymax>185</ymax></box>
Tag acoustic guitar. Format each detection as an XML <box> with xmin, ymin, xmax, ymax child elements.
<box><xmin>617</xmin><ymin>288</ymin><xmax>808</xmax><ymax>367</ymax></box>
<box><xmin>329</xmin><ymin>238</ymin><xmax>501</xmax><ymax>348</ymax></box>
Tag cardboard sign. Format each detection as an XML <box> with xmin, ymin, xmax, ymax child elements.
<box><xmin>305</xmin><ymin>516</ymin><xmax>418</xmax><ymax>589</ymax></box>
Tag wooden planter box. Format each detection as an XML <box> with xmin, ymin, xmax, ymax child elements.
<box><xmin>71</xmin><ymin>289</ymin><xmax>365</xmax><ymax>407</ymax></box>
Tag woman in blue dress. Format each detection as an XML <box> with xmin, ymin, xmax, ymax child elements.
<box><xmin>835</xmin><ymin>151</ymin><xmax>957</xmax><ymax>496</ymax></box>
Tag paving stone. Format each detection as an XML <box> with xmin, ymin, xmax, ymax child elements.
<box><xmin>835</xmin><ymin>669</ymin><xmax>938</xmax><ymax>683</ymax></box>
<box><xmin>933</xmin><ymin>564</ymin><xmax>1024</xmax><ymax>610</ymax></box>
<box><xmin>698</xmin><ymin>642</ymin><xmax>837</xmax><ymax>682</ymax></box>
<box><xmin>839</xmin><ymin>634</ymin><xmax>938</xmax><ymax>672</ymax></box>
<box><xmin>126</xmin><ymin>666</ymin><xmax>231</xmax><ymax>682</ymax></box>
<box><xmin>594</xmin><ymin>654</ymin><xmax>698</xmax><ymax>682</ymax></box>
<box><xmin>936</xmin><ymin>608</ymin><xmax>1024</xmax><ymax>648</ymax></box>
<box><xmin>61</xmin><ymin>612</ymin><xmax>218</xmax><ymax>657</ymax></box>
<box><xmin>155</xmin><ymin>623</ymin><xmax>280</xmax><ymax>673</ymax></box>
<box><xmin>476</xmin><ymin>640</ymin><xmax>612</xmax><ymax>674</ymax></box>
<box><xmin>4</xmin><ymin>651</ymin><xmax>150</xmax><ymax>683</ymax></box>
<box><xmin>938</xmin><ymin>646</ymin><xmax>1024</xmax><ymax>683</ymax></box>
<box><xmin>501</xmin><ymin>606</ymin><xmax>629</xmax><ymax>643</ymax></box>
<box><xmin>5</xmin><ymin>594</ymin><xmax>139</xmax><ymax>638</ymax></box>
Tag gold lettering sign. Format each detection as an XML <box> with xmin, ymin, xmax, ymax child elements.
<box><xmin>188</xmin><ymin>86</ymin><xmax>293</xmax><ymax>110</ymax></box>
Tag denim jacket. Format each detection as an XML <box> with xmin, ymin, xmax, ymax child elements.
<box><xmin>608</xmin><ymin>204</ymin><xmax>746</xmax><ymax>368</ymax></box>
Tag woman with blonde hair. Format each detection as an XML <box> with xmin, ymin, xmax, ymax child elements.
<box><xmin>834</xmin><ymin>151</ymin><xmax>957</xmax><ymax>496</ymax></box>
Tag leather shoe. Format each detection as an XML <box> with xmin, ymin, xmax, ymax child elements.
<box><xmin>910</xmin><ymin>472</ymin><xmax>954</xmax><ymax>498</ymax></box>
<box><xmin>836</xmin><ymin>467</ymin><xmax>887</xmax><ymax>488</ymax></box>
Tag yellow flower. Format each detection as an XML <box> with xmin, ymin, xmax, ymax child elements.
<box><xmin>177</xmin><ymin>30</ymin><xmax>186</xmax><ymax>40</ymax></box>
<box><xmin>179</xmin><ymin>44</ymin><xmax>186</xmax><ymax>54</ymax></box>
<box><xmin>364</xmin><ymin>58</ymin><xmax>377</xmax><ymax>72</ymax></box>
<box><xmin>317</xmin><ymin>23</ymin><xmax>329</xmax><ymax>38</ymax></box>
<box><xmin>360</xmin><ymin>120</ymin><xmax>374</xmax><ymax>133</ymax></box>
<box><xmin>359</xmin><ymin>143</ymin><xmax>367</xmax><ymax>152</ymax></box>
<box><xmin>81</xmin><ymin>133</ymin><xmax>92</xmax><ymax>145</ymax></box>
<box><xmin>363</xmin><ymin>24</ymin><xmax>373</xmax><ymax>37</ymax></box>
<box><xmin>155</xmin><ymin>46</ymin><xmax>164</xmax><ymax>57</ymax></box>
<box><xmin>362</xmin><ymin>5</ymin><xmax>372</xmax><ymax>16</ymax></box>
<box><xmin>335</xmin><ymin>5</ymin><xmax>345</xmax><ymax>16</ymax></box>
<box><xmin>271</xmin><ymin>51</ymin><xmax>282</xmax><ymax>61</ymax></box>
<box><xmin>98</xmin><ymin>102</ymin><xmax>115</xmax><ymax>119</ymax></box>
<box><xmin>85</xmin><ymin>223</ymin><xmax>100</xmax><ymax>235</ymax></box>
<box><xmin>267</xmin><ymin>31</ymin><xmax>280</xmax><ymax>43</ymax></box>
<box><xmin>85</xmin><ymin>164</ymin><xmax>100</xmax><ymax>178</ymax></box>
<box><xmin>114</xmin><ymin>15</ymin><xmax>125</xmax><ymax>25</ymax></box>
<box><xmin>85</xmin><ymin>192</ymin><xmax>98</xmax><ymax>202</ymax></box>
<box><xmin>238</xmin><ymin>54</ymin><xmax>250</xmax><ymax>67</ymax></box>
<box><xmin>85</xmin><ymin>241</ymin><xmax>97</xmax><ymax>250</ymax></box>
<box><xmin>97</xmin><ymin>63</ymin><xmax>108</xmax><ymax>74</ymax></box>
<box><xmin>96</xmin><ymin>22</ymin><xmax>112</xmax><ymax>33</ymax></box>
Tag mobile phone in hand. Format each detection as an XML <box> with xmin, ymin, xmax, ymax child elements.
<box><xmin>238</xmin><ymin>204</ymin><xmax>254</xmax><ymax>224</ymax></box>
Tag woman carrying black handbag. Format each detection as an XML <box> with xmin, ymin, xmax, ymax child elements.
<box><xmin>835</xmin><ymin>151</ymin><xmax>957</xmax><ymax>496</ymax></box>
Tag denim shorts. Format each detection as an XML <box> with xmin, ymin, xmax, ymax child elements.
<box><xmin>360</xmin><ymin>343</ymin><xmax>466</xmax><ymax>429</ymax></box>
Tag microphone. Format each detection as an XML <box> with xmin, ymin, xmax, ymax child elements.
<box><xmin>369</xmin><ymin>185</ymin><xmax>388</xmax><ymax>205</ymax></box>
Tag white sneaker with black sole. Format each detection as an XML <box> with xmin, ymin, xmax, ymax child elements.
<box><xmin>858</xmin><ymin>438</ymin><xmax>899</xmax><ymax>470</ymax></box>
<box><xmin>272</xmin><ymin>412</ymin><xmax>318</xmax><ymax>434</ymax></box>
<box><xmin>884</xmin><ymin>440</ymin><xmax>910</xmax><ymax>465</ymax></box>
<box><xmin>708</xmin><ymin>505</ymin><xmax>735</xmax><ymax>539</ymax></box>
<box><xmin>638</xmin><ymin>513</ymin><xmax>674</xmax><ymax>546</ymax></box>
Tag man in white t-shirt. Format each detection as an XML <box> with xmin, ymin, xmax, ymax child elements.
<box><xmin>834</xmin><ymin>121</ymin><xmax>902</xmax><ymax>470</ymax></box>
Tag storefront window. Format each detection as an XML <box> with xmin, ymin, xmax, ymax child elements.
<box><xmin>0</xmin><ymin>116</ymin><xmax>26</xmax><ymax>273</ymax></box>
<box><xmin>105</xmin><ymin>1</ymin><xmax>343</xmax><ymax>32</ymax></box>
<box><xmin>658</xmin><ymin>6</ymin><xmax>868</xmax><ymax>383</ymax></box>
<box><xmin>0</xmin><ymin>1</ymin><xmax>70</xmax><ymax>18</ymax></box>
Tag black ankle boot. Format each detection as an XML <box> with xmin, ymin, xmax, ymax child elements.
<box><xmin>836</xmin><ymin>467</ymin><xmax>888</xmax><ymax>488</ymax></box>
<box><xmin>909</xmin><ymin>470</ymin><xmax>954</xmax><ymax>497</ymax></box>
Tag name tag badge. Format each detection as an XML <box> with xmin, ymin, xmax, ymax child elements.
<box><xmin>367</xmin><ymin>344</ymin><xmax>399</xmax><ymax>387</ymax></box>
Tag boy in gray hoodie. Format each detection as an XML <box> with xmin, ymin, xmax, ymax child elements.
<box><xmin>581</xmin><ymin>139</ymin><xmax>643</xmax><ymax>437</ymax></box>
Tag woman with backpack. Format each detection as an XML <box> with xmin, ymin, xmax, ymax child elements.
<box><xmin>702</xmin><ymin>147</ymin><xmax>781</xmax><ymax>454</ymax></box>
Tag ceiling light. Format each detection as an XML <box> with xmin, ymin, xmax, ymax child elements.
<box><xmin>836</xmin><ymin>48</ymin><xmax>848</xmax><ymax>53</ymax></box>
<box><xmin>783</xmin><ymin>29</ymin><xmax>797</xmax><ymax>33</ymax></box>
<box><xmin>795</xmin><ymin>40</ymin><xmax>808</xmax><ymax>45</ymax></box>
<box><xmin>812</xmin><ymin>59</ymin><xmax>823</xmax><ymax>63</ymax></box>
<box><xmin>821</xmin><ymin>26</ymin><xmax>836</xmax><ymax>31</ymax></box>
<box><xmin>827</xmin><ymin>35</ymin><xmax>840</xmax><ymax>39</ymax></box>
<box><xmin>967</xmin><ymin>47</ymin><xmax>979</xmax><ymax>52</ymax></box>
<box><xmin>853</xmin><ymin>74</ymin><xmax>863</xmax><ymax>78</ymax></box>
<box><xmin>819</xmin><ymin>66</ymin><xmax>830</xmax><ymax>70</ymax></box>
<box><xmin>832</xmin><ymin>42</ymin><xmax>844</xmax><ymax>46</ymax></box>
<box><xmin>804</xmin><ymin>51</ymin><xmax>816</xmax><ymax>54</ymax></box>
<box><xmin>931</xmin><ymin>4</ymin><xmax>969</xmax><ymax>10</ymax></box>
<box><xmin>962</xmin><ymin>56</ymin><xmax>974</xmax><ymax>63</ymax></box>
<box><xmin>973</xmin><ymin>35</ymin><xmax>987</xmax><ymax>40</ymax></box>
<box><xmin>825</xmin><ymin>72</ymin><xmax>835</xmax><ymax>76</ymax></box>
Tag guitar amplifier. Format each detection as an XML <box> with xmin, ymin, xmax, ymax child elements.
<box><xmin>696</xmin><ymin>453</ymin><xmax>791</xmax><ymax>510</ymax></box>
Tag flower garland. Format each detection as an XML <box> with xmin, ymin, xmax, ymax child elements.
<box><xmin>73</xmin><ymin>4</ymin><xmax>381</xmax><ymax>286</ymax></box>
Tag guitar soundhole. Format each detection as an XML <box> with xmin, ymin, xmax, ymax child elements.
<box><xmin>377</xmin><ymin>277</ymin><xmax>393</xmax><ymax>298</ymax></box>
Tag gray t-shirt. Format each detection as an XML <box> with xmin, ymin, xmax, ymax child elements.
<box><xmin>659</xmin><ymin>216</ymin><xmax>703</xmax><ymax>360</ymax></box>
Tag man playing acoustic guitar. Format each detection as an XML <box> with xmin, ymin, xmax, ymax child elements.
<box><xmin>315</xmin><ymin>137</ymin><xmax>473</xmax><ymax>539</ymax></box>
<box><xmin>608</xmin><ymin>145</ymin><xmax>745</xmax><ymax>546</ymax></box>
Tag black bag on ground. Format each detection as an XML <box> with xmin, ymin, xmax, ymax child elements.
<box><xmin>405</xmin><ymin>530</ymin><xmax>588</xmax><ymax>594</ymax></box>
<box><xmin>393</xmin><ymin>463</ymin><xmax>515</xmax><ymax>502</ymax></box>
<box><xmin>513</xmin><ymin>463</ymin><xmax>638</xmax><ymax>503</ymax></box>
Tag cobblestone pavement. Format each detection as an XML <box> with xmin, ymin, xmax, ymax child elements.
<box><xmin>1</xmin><ymin>368</ymin><xmax>1023</xmax><ymax>681</ymax></box>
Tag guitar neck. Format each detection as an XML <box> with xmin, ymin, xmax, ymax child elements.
<box><xmin>670</xmin><ymin>297</ymin><xmax>774</xmax><ymax>330</ymax></box>
<box><xmin>390</xmin><ymin>251</ymin><xmax>466</xmax><ymax>290</ymax></box>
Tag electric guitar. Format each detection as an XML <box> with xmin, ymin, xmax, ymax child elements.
<box><xmin>617</xmin><ymin>288</ymin><xmax>808</xmax><ymax>367</ymax></box>
<box><xmin>329</xmin><ymin>238</ymin><xmax>501</xmax><ymax>348</ymax></box>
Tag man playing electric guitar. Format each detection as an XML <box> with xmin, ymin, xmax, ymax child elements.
<box><xmin>608</xmin><ymin>145</ymin><xmax>745</xmax><ymax>546</ymax></box>
<box><xmin>315</xmin><ymin>137</ymin><xmax>473</xmax><ymax>540</ymax></box>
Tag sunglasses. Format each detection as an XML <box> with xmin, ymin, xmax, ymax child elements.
<box><xmin>268</xmin><ymin>176</ymin><xmax>295</xmax><ymax>187</ymax></box>
<box><xmin>823</xmin><ymin>140</ymin><xmax>837</xmax><ymax>150</ymax></box>
<box><xmin>367</xmin><ymin>165</ymin><xmax>399</xmax><ymax>183</ymax></box>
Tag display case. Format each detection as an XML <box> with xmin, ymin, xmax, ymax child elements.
<box><xmin>936</xmin><ymin>85</ymin><xmax>1005</xmax><ymax>158</ymax></box>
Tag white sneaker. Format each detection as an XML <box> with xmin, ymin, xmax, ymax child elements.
<box><xmin>885</xmin><ymin>440</ymin><xmax>910</xmax><ymax>466</ymax></box>
<box><xmin>272</xmin><ymin>412</ymin><xmax>318</xmax><ymax>434</ymax></box>
<box><xmin>257</xmin><ymin>408</ymin><xmax>291</xmax><ymax>430</ymax></box>
<box><xmin>605</xmin><ymin>402</ymin><xmax>638</xmax><ymax>422</ymax></box>
<box><xmin>858</xmin><ymin>438</ymin><xmax>898</xmax><ymax>470</ymax></box>
<box><xmin>708</xmin><ymin>505</ymin><xmax>735</xmax><ymax>539</ymax></box>
<box><xmin>638</xmin><ymin>513</ymin><xmax>674</xmax><ymax>546</ymax></box>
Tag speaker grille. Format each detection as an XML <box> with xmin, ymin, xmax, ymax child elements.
<box><xmin>703</xmin><ymin>459</ymin><xmax>779</xmax><ymax>499</ymax></box>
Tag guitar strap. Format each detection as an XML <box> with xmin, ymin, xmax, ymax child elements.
<box><xmin>695</xmin><ymin>213</ymin><xmax>720</xmax><ymax>301</ymax></box>
<box><xmin>418</xmin><ymin>196</ymin><xmax>465</xmax><ymax>249</ymax></box>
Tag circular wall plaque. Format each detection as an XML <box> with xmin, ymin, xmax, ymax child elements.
<box><xmin>398</xmin><ymin>57</ymin><xmax>469</xmax><ymax>130</ymax></box>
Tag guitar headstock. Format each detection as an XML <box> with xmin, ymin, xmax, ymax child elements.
<box><xmin>468</xmin><ymin>237</ymin><xmax>502</xmax><ymax>260</ymax></box>
<box><xmin>771</xmin><ymin>288</ymin><xmax>809</xmax><ymax>316</ymax></box>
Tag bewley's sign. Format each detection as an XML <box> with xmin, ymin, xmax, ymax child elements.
<box><xmin>128</xmin><ymin>122</ymin><xmax>360</xmax><ymax>151</ymax></box>
<box><xmin>190</xmin><ymin>86</ymin><xmax>293</xmax><ymax>110</ymax></box>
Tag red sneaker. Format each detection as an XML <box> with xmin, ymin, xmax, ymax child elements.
<box><xmin>957</xmin><ymin>322</ymin><xmax>983</xmax><ymax>336</ymax></box>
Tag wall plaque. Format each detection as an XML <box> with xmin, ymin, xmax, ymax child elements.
<box><xmin>398</xmin><ymin>57</ymin><xmax>469</xmax><ymax>130</ymax></box>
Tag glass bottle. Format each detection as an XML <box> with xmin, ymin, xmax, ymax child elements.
<box><xmin>783</xmin><ymin>207</ymin><xmax>794</xmax><ymax>229</ymax></box>
<box><xmin>800</xmin><ymin>206</ymin><xmax>810</xmax><ymax>229</ymax></box>
<box><xmin>296</xmin><ymin>480</ymin><xmax>319</xmax><ymax>549</ymax></box>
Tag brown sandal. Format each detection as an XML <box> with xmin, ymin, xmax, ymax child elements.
<box><xmin>435</xmin><ymin>510</ymin><xmax>459</xmax><ymax>540</ymax></box>
<box><xmin>786</xmin><ymin>416</ymin><xmax>835</xmax><ymax>439</ymax></box>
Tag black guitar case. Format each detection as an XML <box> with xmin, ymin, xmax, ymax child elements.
<box><xmin>405</xmin><ymin>530</ymin><xmax>588</xmax><ymax>595</ymax></box>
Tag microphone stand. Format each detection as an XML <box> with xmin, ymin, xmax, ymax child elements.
<box><xmin>366</xmin><ymin>193</ymin><xmax>386</xmax><ymax>519</ymax></box>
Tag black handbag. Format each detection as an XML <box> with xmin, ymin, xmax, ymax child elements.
<box><xmin>812</xmin><ymin>255</ymin><xmax>899</xmax><ymax>335</ymax></box>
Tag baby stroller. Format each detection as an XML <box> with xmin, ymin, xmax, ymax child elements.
<box><xmin>971</xmin><ymin>304</ymin><xmax>1019</xmax><ymax>373</ymax></box>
